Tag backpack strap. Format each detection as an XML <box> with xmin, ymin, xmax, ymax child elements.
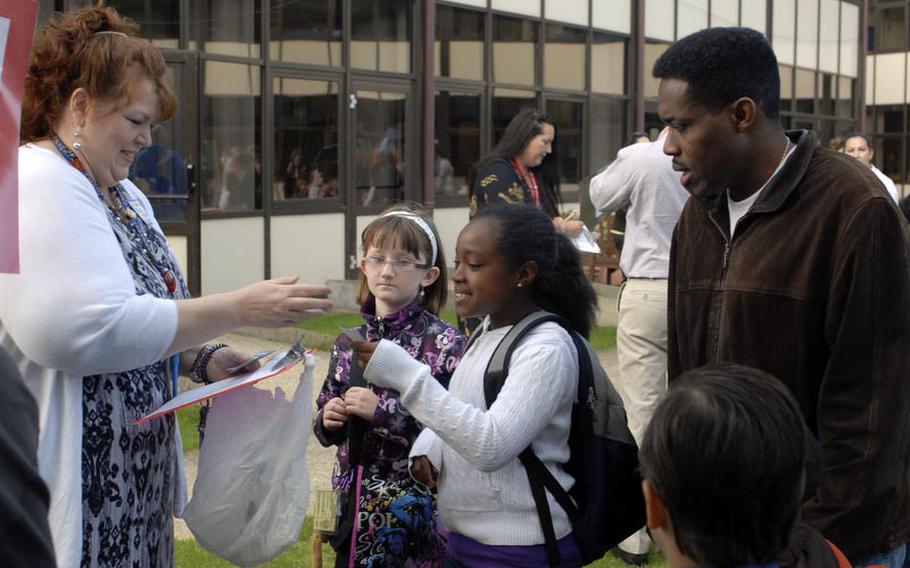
<box><xmin>347</xmin><ymin>329</ymin><xmax>369</xmax><ymax>465</ymax></box>
<box><xmin>483</xmin><ymin>310</ymin><xmax>588</xmax><ymax>567</ymax></box>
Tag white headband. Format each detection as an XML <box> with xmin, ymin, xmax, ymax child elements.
<box><xmin>93</xmin><ymin>31</ymin><xmax>128</xmax><ymax>38</ymax></box>
<box><xmin>379</xmin><ymin>211</ymin><xmax>438</xmax><ymax>265</ymax></box>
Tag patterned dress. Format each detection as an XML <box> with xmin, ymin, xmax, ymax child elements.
<box><xmin>79</xmin><ymin>186</ymin><xmax>189</xmax><ymax>567</ymax></box>
<box><xmin>314</xmin><ymin>297</ymin><xmax>466</xmax><ymax>566</ymax></box>
<box><xmin>469</xmin><ymin>157</ymin><xmax>559</xmax><ymax>219</ymax></box>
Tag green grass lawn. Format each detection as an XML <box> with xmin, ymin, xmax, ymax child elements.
<box><xmin>176</xmin><ymin>526</ymin><xmax>666</xmax><ymax>567</ymax></box>
<box><xmin>298</xmin><ymin>310</ymin><xmax>617</xmax><ymax>351</ymax></box>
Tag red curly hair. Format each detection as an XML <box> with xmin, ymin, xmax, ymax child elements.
<box><xmin>20</xmin><ymin>4</ymin><xmax>177</xmax><ymax>144</ymax></box>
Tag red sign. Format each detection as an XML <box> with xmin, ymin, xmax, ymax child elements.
<box><xmin>0</xmin><ymin>0</ymin><xmax>38</xmax><ymax>274</ymax></box>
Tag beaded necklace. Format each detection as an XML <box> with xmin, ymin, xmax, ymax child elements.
<box><xmin>51</xmin><ymin>134</ymin><xmax>178</xmax><ymax>295</ymax></box>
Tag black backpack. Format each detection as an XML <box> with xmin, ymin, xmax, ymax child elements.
<box><xmin>482</xmin><ymin>310</ymin><xmax>646</xmax><ymax>566</ymax></box>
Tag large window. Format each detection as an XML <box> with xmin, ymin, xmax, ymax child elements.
<box><xmin>353</xmin><ymin>90</ymin><xmax>407</xmax><ymax>208</ymax></box>
<box><xmin>435</xmin><ymin>5</ymin><xmax>484</xmax><ymax>81</ymax></box>
<box><xmin>589</xmin><ymin>97</ymin><xmax>626</xmax><ymax>172</ymax></box>
<box><xmin>201</xmin><ymin>62</ymin><xmax>261</xmax><ymax>212</ymax></box>
<box><xmin>492</xmin><ymin>88</ymin><xmax>538</xmax><ymax>145</ymax></box>
<box><xmin>273</xmin><ymin>78</ymin><xmax>340</xmax><ymax>202</ymax></box>
<box><xmin>434</xmin><ymin>91</ymin><xmax>481</xmax><ymax>198</ymax></box>
<box><xmin>351</xmin><ymin>0</ymin><xmax>411</xmax><ymax>73</ymax></box>
<box><xmin>877</xmin><ymin>6</ymin><xmax>907</xmax><ymax>52</ymax></box>
<box><xmin>105</xmin><ymin>0</ymin><xmax>179</xmax><ymax>49</ymax></box>
<box><xmin>493</xmin><ymin>15</ymin><xmax>538</xmax><ymax>86</ymax></box>
<box><xmin>547</xmin><ymin>99</ymin><xmax>584</xmax><ymax>194</ymax></box>
<box><xmin>544</xmin><ymin>24</ymin><xmax>586</xmax><ymax>91</ymax></box>
<box><xmin>190</xmin><ymin>0</ymin><xmax>261</xmax><ymax>57</ymax></box>
<box><xmin>592</xmin><ymin>32</ymin><xmax>626</xmax><ymax>96</ymax></box>
<box><xmin>269</xmin><ymin>0</ymin><xmax>342</xmax><ymax>66</ymax></box>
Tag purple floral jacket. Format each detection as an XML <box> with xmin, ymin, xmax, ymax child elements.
<box><xmin>313</xmin><ymin>297</ymin><xmax>466</xmax><ymax>497</ymax></box>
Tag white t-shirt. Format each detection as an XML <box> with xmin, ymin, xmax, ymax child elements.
<box><xmin>727</xmin><ymin>144</ymin><xmax>797</xmax><ymax>237</ymax></box>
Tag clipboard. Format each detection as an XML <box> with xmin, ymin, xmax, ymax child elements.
<box><xmin>134</xmin><ymin>340</ymin><xmax>312</xmax><ymax>425</ymax></box>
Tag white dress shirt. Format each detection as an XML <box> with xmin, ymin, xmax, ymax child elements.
<box><xmin>871</xmin><ymin>164</ymin><xmax>900</xmax><ymax>203</ymax></box>
<box><xmin>589</xmin><ymin>140</ymin><xmax>689</xmax><ymax>278</ymax></box>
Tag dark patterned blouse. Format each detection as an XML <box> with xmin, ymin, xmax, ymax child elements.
<box><xmin>469</xmin><ymin>157</ymin><xmax>559</xmax><ymax>218</ymax></box>
<box><xmin>313</xmin><ymin>296</ymin><xmax>466</xmax><ymax>497</ymax></box>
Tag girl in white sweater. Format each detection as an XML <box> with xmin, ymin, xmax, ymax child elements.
<box><xmin>357</xmin><ymin>204</ymin><xmax>598</xmax><ymax>567</ymax></box>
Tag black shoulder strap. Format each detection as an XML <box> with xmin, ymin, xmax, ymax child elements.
<box><xmin>483</xmin><ymin>311</ymin><xmax>587</xmax><ymax>567</ymax></box>
<box><xmin>347</xmin><ymin>329</ymin><xmax>369</xmax><ymax>465</ymax></box>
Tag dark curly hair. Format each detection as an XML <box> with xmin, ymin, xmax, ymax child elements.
<box><xmin>21</xmin><ymin>5</ymin><xmax>177</xmax><ymax>143</ymax></box>
<box><xmin>653</xmin><ymin>27</ymin><xmax>780</xmax><ymax>120</ymax></box>
<box><xmin>472</xmin><ymin>204</ymin><xmax>597</xmax><ymax>338</ymax></box>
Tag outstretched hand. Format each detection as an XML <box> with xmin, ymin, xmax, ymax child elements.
<box><xmin>206</xmin><ymin>346</ymin><xmax>261</xmax><ymax>382</ymax></box>
<box><xmin>233</xmin><ymin>276</ymin><xmax>333</xmax><ymax>328</ymax></box>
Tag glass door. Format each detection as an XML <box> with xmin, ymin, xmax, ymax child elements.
<box><xmin>129</xmin><ymin>50</ymin><xmax>201</xmax><ymax>294</ymax></box>
<box><xmin>350</xmin><ymin>85</ymin><xmax>411</xmax><ymax>210</ymax></box>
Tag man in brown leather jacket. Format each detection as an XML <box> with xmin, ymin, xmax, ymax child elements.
<box><xmin>654</xmin><ymin>27</ymin><xmax>910</xmax><ymax>566</ymax></box>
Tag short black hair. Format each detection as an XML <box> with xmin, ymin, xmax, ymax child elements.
<box><xmin>653</xmin><ymin>27</ymin><xmax>780</xmax><ymax>119</ymax></box>
<box><xmin>639</xmin><ymin>363</ymin><xmax>806</xmax><ymax>568</ymax></box>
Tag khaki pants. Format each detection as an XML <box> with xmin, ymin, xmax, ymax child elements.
<box><xmin>616</xmin><ymin>278</ymin><xmax>669</xmax><ymax>555</ymax></box>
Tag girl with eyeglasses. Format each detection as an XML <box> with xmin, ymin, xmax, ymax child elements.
<box><xmin>314</xmin><ymin>204</ymin><xmax>467</xmax><ymax>568</ymax></box>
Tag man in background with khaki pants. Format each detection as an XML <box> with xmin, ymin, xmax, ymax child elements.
<box><xmin>588</xmin><ymin>129</ymin><xmax>688</xmax><ymax>565</ymax></box>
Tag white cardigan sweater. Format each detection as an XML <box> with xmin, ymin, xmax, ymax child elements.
<box><xmin>364</xmin><ymin>318</ymin><xmax>578</xmax><ymax>545</ymax></box>
<box><xmin>0</xmin><ymin>144</ymin><xmax>183</xmax><ymax>567</ymax></box>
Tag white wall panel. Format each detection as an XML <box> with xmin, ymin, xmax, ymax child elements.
<box><xmin>839</xmin><ymin>1</ymin><xmax>859</xmax><ymax>78</ymax></box>
<box><xmin>677</xmin><ymin>0</ymin><xmax>708</xmax><ymax>39</ymax></box>
<box><xmin>645</xmin><ymin>0</ymin><xmax>675</xmax><ymax>41</ymax></box>
<box><xmin>772</xmin><ymin>0</ymin><xmax>795</xmax><ymax>65</ymax></box>
<box><xmin>271</xmin><ymin>214</ymin><xmax>345</xmax><ymax>286</ymax></box>
<box><xmin>875</xmin><ymin>53</ymin><xmax>906</xmax><ymax>105</ymax></box>
<box><xmin>201</xmin><ymin>217</ymin><xmax>264</xmax><ymax>296</ymax></box>
<box><xmin>710</xmin><ymin>0</ymin><xmax>739</xmax><ymax>27</ymax></box>
<box><xmin>165</xmin><ymin>235</ymin><xmax>188</xmax><ymax>282</ymax></box>
<box><xmin>592</xmin><ymin>0</ymin><xmax>631</xmax><ymax>34</ymax></box>
<box><xmin>546</xmin><ymin>0</ymin><xmax>588</xmax><ymax>27</ymax></box>
<box><xmin>492</xmin><ymin>0</ymin><xmax>540</xmax><ymax>17</ymax></box>
<box><xmin>740</xmin><ymin>0</ymin><xmax>767</xmax><ymax>35</ymax></box>
<box><xmin>796</xmin><ymin>0</ymin><xmax>818</xmax><ymax>70</ymax></box>
<box><xmin>433</xmin><ymin>208</ymin><xmax>471</xmax><ymax>270</ymax></box>
<box><xmin>819</xmin><ymin>0</ymin><xmax>839</xmax><ymax>74</ymax></box>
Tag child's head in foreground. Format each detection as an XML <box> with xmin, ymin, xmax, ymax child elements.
<box><xmin>639</xmin><ymin>363</ymin><xmax>807</xmax><ymax>568</ymax></box>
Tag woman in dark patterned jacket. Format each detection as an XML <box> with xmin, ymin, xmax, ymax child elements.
<box><xmin>314</xmin><ymin>205</ymin><xmax>466</xmax><ymax>568</ymax></box>
<box><xmin>467</xmin><ymin>108</ymin><xmax>583</xmax><ymax>237</ymax></box>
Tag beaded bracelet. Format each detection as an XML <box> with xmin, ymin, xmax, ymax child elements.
<box><xmin>189</xmin><ymin>343</ymin><xmax>228</xmax><ymax>385</ymax></box>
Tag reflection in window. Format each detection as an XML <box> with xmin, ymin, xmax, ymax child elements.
<box><xmin>819</xmin><ymin>74</ymin><xmax>834</xmax><ymax>116</ymax></box>
<box><xmin>493</xmin><ymin>15</ymin><xmax>538</xmax><ymax>86</ymax></box>
<box><xmin>190</xmin><ymin>0</ymin><xmax>261</xmax><ymax>57</ymax></box>
<box><xmin>435</xmin><ymin>5</ymin><xmax>484</xmax><ymax>81</ymax></box>
<box><xmin>130</xmin><ymin>67</ymin><xmax>188</xmax><ymax>223</ymax></box>
<box><xmin>875</xmin><ymin>106</ymin><xmax>905</xmax><ymax>134</ymax></box>
<box><xmin>879</xmin><ymin>137</ymin><xmax>903</xmax><ymax>183</ymax></box>
<box><xmin>592</xmin><ymin>32</ymin><xmax>625</xmax><ymax>95</ymax></box>
<box><xmin>493</xmin><ymin>88</ymin><xmax>537</xmax><ymax>145</ymax></box>
<box><xmin>795</xmin><ymin>69</ymin><xmax>815</xmax><ymax>114</ymax></box>
<box><xmin>589</xmin><ymin>97</ymin><xmax>626</xmax><ymax>171</ymax></box>
<box><xmin>878</xmin><ymin>7</ymin><xmax>906</xmax><ymax>51</ymax></box>
<box><xmin>545</xmin><ymin>24</ymin><xmax>586</xmax><ymax>91</ymax></box>
<box><xmin>201</xmin><ymin>62</ymin><xmax>261</xmax><ymax>212</ymax></box>
<box><xmin>351</xmin><ymin>0</ymin><xmax>411</xmax><ymax>73</ymax></box>
<box><xmin>836</xmin><ymin>77</ymin><xmax>854</xmax><ymax>118</ymax></box>
<box><xmin>273</xmin><ymin>78</ymin><xmax>339</xmax><ymax>202</ymax></box>
<box><xmin>644</xmin><ymin>42</ymin><xmax>669</xmax><ymax>98</ymax></box>
<box><xmin>434</xmin><ymin>91</ymin><xmax>480</xmax><ymax>197</ymax></box>
<box><xmin>354</xmin><ymin>90</ymin><xmax>406</xmax><ymax>208</ymax></box>
<box><xmin>106</xmin><ymin>0</ymin><xmax>179</xmax><ymax>49</ymax></box>
<box><xmin>779</xmin><ymin>64</ymin><xmax>794</xmax><ymax>112</ymax></box>
<box><xmin>817</xmin><ymin>119</ymin><xmax>835</xmax><ymax>150</ymax></box>
<box><xmin>269</xmin><ymin>0</ymin><xmax>342</xmax><ymax>65</ymax></box>
<box><xmin>547</xmin><ymin>99</ymin><xmax>584</xmax><ymax>192</ymax></box>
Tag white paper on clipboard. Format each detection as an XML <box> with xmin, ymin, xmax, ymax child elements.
<box><xmin>571</xmin><ymin>225</ymin><xmax>601</xmax><ymax>254</ymax></box>
<box><xmin>135</xmin><ymin>342</ymin><xmax>310</xmax><ymax>425</ymax></box>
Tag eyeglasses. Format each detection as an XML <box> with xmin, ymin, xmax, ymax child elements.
<box><xmin>364</xmin><ymin>255</ymin><xmax>430</xmax><ymax>272</ymax></box>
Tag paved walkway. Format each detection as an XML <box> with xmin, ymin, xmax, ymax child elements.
<box><xmin>175</xmin><ymin>331</ymin><xmax>619</xmax><ymax>541</ymax></box>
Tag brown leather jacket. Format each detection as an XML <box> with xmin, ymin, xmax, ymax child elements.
<box><xmin>669</xmin><ymin>130</ymin><xmax>910</xmax><ymax>562</ymax></box>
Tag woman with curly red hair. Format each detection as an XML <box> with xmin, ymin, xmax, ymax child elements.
<box><xmin>2</xmin><ymin>6</ymin><xmax>333</xmax><ymax>565</ymax></box>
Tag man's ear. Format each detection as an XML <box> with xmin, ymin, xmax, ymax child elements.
<box><xmin>643</xmin><ymin>480</ymin><xmax>668</xmax><ymax>530</ymax></box>
<box><xmin>515</xmin><ymin>260</ymin><xmax>538</xmax><ymax>289</ymax></box>
<box><xmin>730</xmin><ymin>97</ymin><xmax>758</xmax><ymax>132</ymax></box>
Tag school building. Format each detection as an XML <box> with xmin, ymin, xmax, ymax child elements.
<box><xmin>35</xmin><ymin>0</ymin><xmax>867</xmax><ymax>296</ymax></box>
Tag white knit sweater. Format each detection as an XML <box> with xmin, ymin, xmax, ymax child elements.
<box><xmin>364</xmin><ymin>319</ymin><xmax>578</xmax><ymax>545</ymax></box>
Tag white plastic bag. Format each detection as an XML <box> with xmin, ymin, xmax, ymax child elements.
<box><xmin>182</xmin><ymin>355</ymin><xmax>315</xmax><ymax>567</ymax></box>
